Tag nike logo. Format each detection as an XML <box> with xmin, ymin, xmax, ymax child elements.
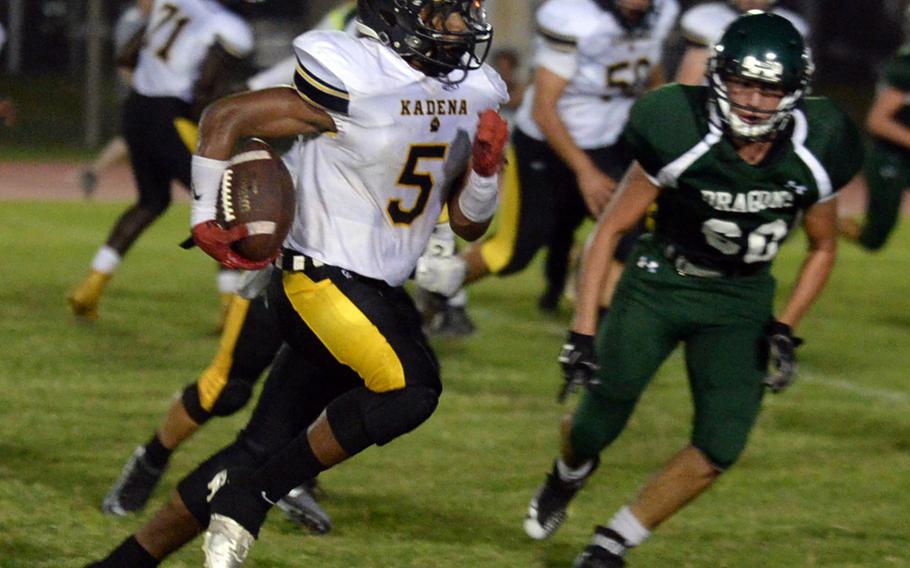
<box><xmin>192</xmin><ymin>186</ymin><xmax>202</xmax><ymax>200</ymax></box>
<box><xmin>260</xmin><ymin>491</ymin><xmax>278</xmax><ymax>506</ymax></box>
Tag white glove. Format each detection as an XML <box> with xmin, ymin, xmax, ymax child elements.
<box><xmin>415</xmin><ymin>255</ymin><xmax>466</xmax><ymax>297</ymax></box>
<box><xmin>236</xmin><ymin>266</ymin><xmax>274</xmax><ymax>300</ymax></box>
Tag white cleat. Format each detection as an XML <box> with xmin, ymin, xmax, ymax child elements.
<box><xmin>203</xmin><ymin>514</ymin><xmax>255</xmax><ymax>568</ymax></box>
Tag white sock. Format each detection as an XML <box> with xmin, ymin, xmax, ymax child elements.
<box><xmin>556</xmin><ymin>458</ymin><xmax>593</xmax><ymax>482</ymax></box>
<box><xmin>448</xmin><ymin>288</ymin><xmax>467</xmax><ymax>307</ymax></box>
<box><xmin>217</xmin><ymin>269</ymin><xmax>243</xmax><ymax>294</ymax></box>
<box><xmin>90</xmin><ymin>245</ymin><xmax>121</xmax><ymax>274</ymax></box>
<box><xmin>607</xmin><ymin>506</ymin><xmax>650</xmax><ymax>547</ymax></box>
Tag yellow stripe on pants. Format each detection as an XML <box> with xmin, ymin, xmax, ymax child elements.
<box><xmin>197</xmin><ymin>295</ymin><xmax>250</xmax><ymax>411</ymax></box>
<box><xmin>479</xmin><ymin>144</ymin><xmax>520</xmax><ymax>273</ymax></box>
<box><xmin>283</xmin><ymin>271</ymin><xmax>406</xmax><ymax>393</ymax></box>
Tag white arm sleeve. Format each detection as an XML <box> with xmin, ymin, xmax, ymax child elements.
<box><xmin>190</xmin><ymin>155</ymin><xmax>230</xmax><ymax>227</ymax></box>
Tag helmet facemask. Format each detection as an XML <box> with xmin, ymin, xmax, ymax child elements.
<box><xmin>358</xmin><ymin>0</ymin><xmax>492</xmax><ymax>84</ymax></box>
<box><xmin>706</xmin><ymin>12</ymin><xmax>813</xmax><ymax>142</ymax></box>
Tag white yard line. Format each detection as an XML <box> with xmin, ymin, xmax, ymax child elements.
<box><xmin>800</xmin><ymin>367</ymin><xmax>910</xmax><ymax>405</ymax></box>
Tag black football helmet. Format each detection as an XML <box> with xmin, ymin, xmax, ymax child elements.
<box><xmin>595</xmin><ymin>0</ymin><xmax>655</xmax><ymax>33</ymax></box>
<box><xmin>356</xmin><ymin>0</ymin><xmax>493</xmax><ymax>83</ymax></box>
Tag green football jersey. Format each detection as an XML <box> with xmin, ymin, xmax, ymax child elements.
<box><xmin>624</xmin><ymin>84</ymin><xmax>862</xmax><ymax>272</ymax></box>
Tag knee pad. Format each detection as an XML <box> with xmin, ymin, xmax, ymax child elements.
<box><xmin>183</xmin><ymin>378</ymin><xmax>254</xmax><ymax>424</ymax></box>
<box><xmin>326</xmin><ymin>385</ymin><xmax>440</xmax><ymax>454</ymax></box>
<box><xmin>210</xmin><ymin>380</ymin><xmax>253</xmax><ymax>417</ymax></box>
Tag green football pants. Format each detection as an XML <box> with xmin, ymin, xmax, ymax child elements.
<box><xmin>859</xmin><ymin>144</ymin><xmax>909</xmax><ymax>251</ymax></box>
<box><xmin>570</xmin><ymin>238</ymin><xmax>772</xmax><ymax>469</ymax></box>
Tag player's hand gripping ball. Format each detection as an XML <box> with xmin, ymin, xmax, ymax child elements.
<box><xmin>472</xmin><ymin>109</ymin><xmax>509</xmax><ymax>177</ymax></box>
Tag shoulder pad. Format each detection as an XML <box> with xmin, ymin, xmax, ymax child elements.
<box><xmin>477</xmin><ymin>64</ymin><xmax>510</xmax><ymax>108</ymax></box>
<box><xmin>293</xmin><ymin>31</ymin><xmax>362</xmax><ymax>114</ymax></box>
<box><xmin>799</xmin><ymin>98</ymin><xmax>863</xmax><ymax>193</ymax></box>
<box><xmin>625</xmin><ymin>84</ymin><xmax>711</xmax><ymax>179</ymax></box>
<box><xmin>536</xmin><ymin>0</ymin><xmax>601</xmax><ymax>49</ymax></box>
<box><xmin>680</xmin><ymin>2</ymin><xmax>734</xmax><ymax>47</ymax></box>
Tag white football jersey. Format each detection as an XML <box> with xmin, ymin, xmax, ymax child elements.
<box><xmin>132</xmin><ymin>0</ymin><xmax>254</xmax><ymax>102</ymax></box>
<box><xmin>283</xmin><ymin>31</ymin><xmax>508</xmax><ymax>286</ymax></box>
<box><xmin>113</xmin><ymin>6</ymin><xmax>149</xmax><ymax>56</ymax></box>
<box><xmin>515</xmin><ymin>0</ymin><xmax>679</xmax><ymax>149</ymax></box>
<box><xmin>680</xmin><ymin>2</ymin><xmax>809</xmax><ymax>48</ymax></box>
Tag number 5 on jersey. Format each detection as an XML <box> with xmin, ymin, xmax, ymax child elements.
<box><xmin>388</xmin><ymin>144</ymin><xmax>448</xmax><ymax>226</ymax></box>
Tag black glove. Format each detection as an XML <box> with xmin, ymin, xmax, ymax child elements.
<box><xmin>558</xmin><ymin>331</ymin><xmax>600</xmax><ymax>402</ymax></box>
<box><xmin>764</xmin><ymin>320</ymin><xmax>804</xmax><ymax>393</ymax></box>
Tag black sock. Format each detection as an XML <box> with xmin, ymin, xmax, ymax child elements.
<box><xmin>143</xmin><ymin>434</ymin><xmax>172</xmax><ymax>470</ymax></box>
<box><xmin>91</xmin><ymin>535</ymin><xmax>158</xmax><ymax>567</ymax></box>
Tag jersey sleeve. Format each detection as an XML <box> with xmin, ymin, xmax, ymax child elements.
<box><xmin>532</xmin><ymin>0</ymin><xmax>582</xmax><ymax>80</ymax></box>
<box><xmin>810</xmin><ymin>103</ymin><xmax>863</xmax><ymax>197</ymax></box>
<box><xmin>479</xmin><ymin>64</ymin><xmax>510</xmax><ymax>109</ymax></box>
<box><xmin>883</xmin><ymin>47</ymin><xmax>910</xmax><ymax>92</ymax></box>
<box><xmin>623</xmin><ymin>85</ymin><xmax>693</xmax><ymax>180</ymax></box>
<box><xmin>679</xmin><ymin>4</ymin><xmax>721</xmax><ymax>47</ymax></box>
<box><xmin>292</xmin><ymin>32</ymin><xmax>353</xmax><ymax>117</ymax></box>
<box><xmin>213</xmin><ymin>13</ymin><xmax>254</xmax><ymax>58</ymax></box>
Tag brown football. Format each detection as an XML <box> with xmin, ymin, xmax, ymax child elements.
<box><xmin>216</xmin><ymin>138</ymin><xmax>295</xmax><ymax>262</ymax></box>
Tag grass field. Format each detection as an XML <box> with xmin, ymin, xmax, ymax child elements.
<box><xmin>0</xmin><ymin>201</ymin><xmax>908</xmax><ymax>567</ymax></box>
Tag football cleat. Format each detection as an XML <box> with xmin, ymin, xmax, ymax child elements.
<box><xmin>101</xmin><ymin>446</ymin><xmax>165</xmax><ymax>516</ymax></box>
<box><xmin>203</xmin><ymin>514</ymin><xmax>255</xmax><ymax>568</ymax></box>
<box><xmin>425</xmin><ymin>304</ymin><xmax>476</xmax><ymax>339</ymax></box>
<box><xmin>572</xmin><ymin>527</ymin><xmax>628</xmax><ymax>567</ymax></box>
<box><xmin>277</xmin><ymin>481</ymin><xmax>333</xmax><ymax>534</ymax></box>
<box><xmin>523</xmin><ymin>458</ymin><xmax>599</xmax><ymax>540</ymax></box>
<box><xmin>67</xmin><ymin>270</ymin><xmax>110</xmax><ymax>321</ymax></box>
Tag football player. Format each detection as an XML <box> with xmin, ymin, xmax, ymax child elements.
<box><xmin>839</xmin><ymin>9</ymin><xmax>910</xmax><ymax>250</ymax></box>
<box><xmin>523</xmin><ymin>12</ymin><xmax>861</xmax><ymax>566</ymax></box>
<box><xmin>67</xmin><ymin>0</ymin><xmax>255</xmax><ymax>321</ymax></box>
<box><xmin>97</xmin><ymin>2</ymin><xmax>368</xmax><ymax>533</ymax></box>
<box><xmin>80</xmin><ymin>0</ymin><xmax>154</xmax><ymax>199</ymax></box>
<box><xmin>86</xmin><ymin>0</ymin><xmax>508</xmax><ymax>566</ymax></box>
<box><xmin>417</xmin><ymin>0</ymin><xmax>679</xmax><ymax>318</ymax></box>
<box><xmin>675</xmin><ymin>0</ymin><xmax>808</xmax><ymax>85</ymax></box>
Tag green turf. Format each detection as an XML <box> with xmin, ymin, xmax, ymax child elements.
<box><xmin>0</xmin><ymin>201</ymin><xmax>907</xmax><ymax>567</ymax></box>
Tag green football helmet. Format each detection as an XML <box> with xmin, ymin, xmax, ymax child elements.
<box><xmin>707</xmin><ymin>10</ymin><xmax>813</xmax><ymax>140</ymax></box>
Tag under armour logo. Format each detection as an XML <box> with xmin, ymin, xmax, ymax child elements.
<box><xmin>636</xmin><ymin>255</ymin><xmax>658</xmax><ymax>274</ymax></box>
<box><xmin>206</xmin><ymin>470</ymin><xmax>229</xmax><ymax>503</ymax></box>
<box><xmin>785</xmin><ymin>180</ymin><xmax>808</xmax><ymax>195</ymax></box>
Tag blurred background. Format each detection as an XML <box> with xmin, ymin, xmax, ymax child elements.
<box><xmin>0</xmin><ymin>0</ymin><xmax>906</xmax><ymax>155</ymax></box>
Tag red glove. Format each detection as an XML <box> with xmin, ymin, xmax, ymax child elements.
<box><xmin>191</xmin><ymin>221</ymin><xmax>274</xmax><ymax>270</ymax></box>
<box><xmin>472</xmin><ymin>109</ymin><xmax>509</xmax><ymax>177</ymax></box>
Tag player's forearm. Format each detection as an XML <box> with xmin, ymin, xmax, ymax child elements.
<box><xmin>533</xmin><ymin>106</ymin><xmax>596</xmax><ymax>175</ymax></box>
<box><xmin>777</xmin><ymin>244</ymin><xmax>836</xmax><ymax>328</ymax></box>
<box><xmin>573</xmin><ymin>224</ymin><xmax>621</xmax><ymax>335</ymax></box>
<box><xmin>674</xmin><ymin>47</ymin><xmax>710</xmax><ymax>86</ymax></box>
<box><xmin>866</xmin><ymin>116</ymin><xmax>910</xmax><ymax>151</ymax></box>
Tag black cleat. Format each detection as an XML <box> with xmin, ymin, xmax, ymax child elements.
<box><xmin>523</xmin><ymin>458</ymin><xmax>599</xmax><ymax>540</ymax></box>
<box><xmin>277</xmin><ymin>481</ymin><xmax>332</xmax><ymax>534</ymax></box>
<box><xmin>101</xmin><ymin>446</ymin><xmax>165</xmax><ymax>516</ymax></box>
<box><xmin>425</xmin><ymin>305</ymin><xmax>476</xmax><ymax>338</ymax></box>
<box><xmin>572</xmin><ymin>527</ymin><xmax>628</xmax><ymax>567</ymax></box>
